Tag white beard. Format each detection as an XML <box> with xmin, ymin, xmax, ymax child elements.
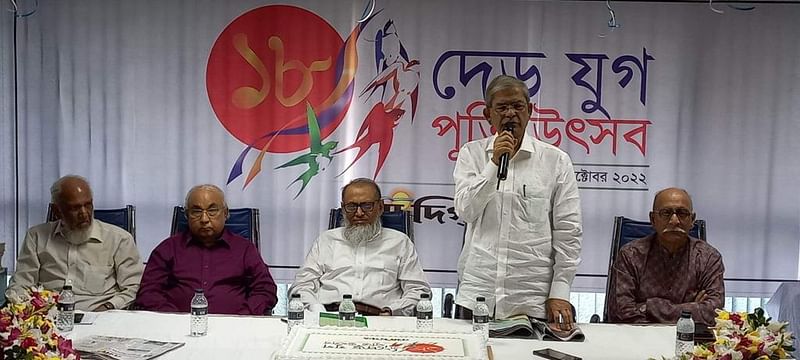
<box><xmin>342</xmin><ymin>217</ymin><xmax>382</xmax><ymax>245</ymax></box>
<box><xmin>64</xmin><ymin>220</ymin><xmax>93</xmax><ymax>245</ymax></box>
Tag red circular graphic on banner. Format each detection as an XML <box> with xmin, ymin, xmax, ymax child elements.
<box><xmin>206</xmin><ymin>5</ymin><xmax>346</xmax><ymax>153</ymax></box>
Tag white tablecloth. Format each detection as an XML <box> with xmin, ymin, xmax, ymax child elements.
<box><xmin>66</xmin><ymin>310</ymin><xmax>677</xmax><ymax>359</ymax></box>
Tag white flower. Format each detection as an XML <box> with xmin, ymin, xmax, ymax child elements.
<box><xmin>767</xmin><ymin>321</ymin><xmax>786</xmax><ymax>333</ymax></box>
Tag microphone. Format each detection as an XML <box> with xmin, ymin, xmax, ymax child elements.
<box><xmin>496</xmin><ymin>123</ymin><xmax>515</xmax><ymax>186</ymax></box>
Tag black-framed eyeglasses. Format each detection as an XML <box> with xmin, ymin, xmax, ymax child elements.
<box><xmin>342</xmin><ymin>200</ymin><xmax>379</xmax><ymax>214</ymax></box>
<box><xmin>491</xmin><ymin>102</ymin><xmax>527</xmax><ymax>114</ymax></box>
<box><xmin>655</xmin><ymin>208</ymin><xmax>692</xmax><ymax>221</ymax></box>
<box><xmin>188</xmin><ymin>207</ymin><xmax>223</xmax><ymax>219</ymax></box>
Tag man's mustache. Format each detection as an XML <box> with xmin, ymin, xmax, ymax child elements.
<box><xmin>662</xmin><ymin>228</ymin><xmax>687</xmax><ymax>234</ymax></box>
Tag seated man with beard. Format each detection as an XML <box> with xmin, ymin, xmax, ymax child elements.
<box><xmin>290</xmin><ymin>178</ymin><xmax>430</xmax><ymax>316</ymax></box>
<box><xmin>7</xmin><ymin>175</ymin><xmax>143</xmax><ymax>311</ymax></box>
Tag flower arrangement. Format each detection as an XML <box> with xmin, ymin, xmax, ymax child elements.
<box><xmin>662</xmin><ymin>307</ymin><xmax>795</xmax><ymax>360</ymax></box>
<box><xmin>0</xmin><ymin>286</ymin><xmax>79</xmax><ymax>360</ymax></box>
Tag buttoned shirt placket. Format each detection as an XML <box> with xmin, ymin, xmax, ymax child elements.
<box><xmin>200</xmin><ymin>248</ymin><xmax>210</xmax><ymax>291</ymax></box>
<box><xmin>66</xmin><ymin>235</ymin><xmax>78</xmax><ymax>285</ymax></box>
<box><xmin>354</xmin><ymin>240</ymin><xmax>367</xmax><ymax>300</ymax></box>
<box><xmin>493</xmin><ymin>158</ymin><xmax>515</xmax><ymax>317</ymax></box>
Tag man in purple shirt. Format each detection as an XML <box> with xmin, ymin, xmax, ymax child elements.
<box><xmin>135</xmin><ymin>185</ymin><xmax>277</xmax><ymax>315</ymax></box>
<box><xmin>607</xmin><ymin>187</ymin><xmax>725</xmax><ymax>326</ymax></box>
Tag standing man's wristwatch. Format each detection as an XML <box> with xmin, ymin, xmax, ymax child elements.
<box><xmin>103</xmin><ymin>302</ymin><xmax>115</xmax><ymax>310</ymax></box>
<box><xmin>638</xmin><ymin>303</ymin><xmax>646</xmax><ymax>314</ymax></box>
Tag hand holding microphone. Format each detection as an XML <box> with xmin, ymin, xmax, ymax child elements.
<box><xmin>494</xmin><ymin>123</ymin><xmax>517</xmax><ymax>188</ymax></box>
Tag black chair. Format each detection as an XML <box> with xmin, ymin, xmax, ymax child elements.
<box><xmin>170</xmin><ymin>206</ymin><xmax>261</xmax><ymax>250</ymax></box>
<box><xmin>327</xmin><ymin>207</ymin><xmax>414</xmax><ymax>241</ymax></box>
<box><xmin>443</xmin><ymin>293</ymin><xmax>454</xmax><ymax>318</ymax></box>
<box><xmin>596</xmin><ymin>216</ymin><xmax>707</xmax><ymax>322</ymax></box>
<box><xmin>611</xmin><ymin>216</ymin><xmax>706</xmax><ymax>253</ymax></box>
<box><xmin>47</xmin><ymin>204</ymin><xmax>137</xmax><ymax>241</ymax></box>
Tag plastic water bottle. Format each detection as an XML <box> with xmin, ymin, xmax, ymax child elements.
<box><xmin>287</xmin><ymin>293</ymin><xmax>305</xmax><ymax>333</ymax></box>
<box><xmin>338</xmin><ymin>294</ymin><xmax>356</xmax><ymax>327</ymax></box>
<box><xmin>56</xmin><ymin>280</ymin><xmax>75</xmax><ymax>332</ymax></box>
<box><xmin>675</xmin><ymin>310</ymin><xmax>695</xmax><ymax>356</ymax></box>
<box><xmin>416</xmin><ymin>293</ymin><xmax>434</xmax><ymax>330</ymax></box>
<box><xmin>190</xmin><ymin>289</ymin><xmax>208</xmax><ymax>336</ymax></box>
<box><xmin>472</xmin><ymin>296</ymin><xmax>490</xmax><ymax>343</ymax></box>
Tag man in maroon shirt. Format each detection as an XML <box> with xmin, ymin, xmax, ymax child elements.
<box><xmin>135</xmin><ymin>185</ymin><xmax>277</xmax><ymax>314</ymax></box>
<box><xmin>607</xmin><ymin>188</ymin><xmax>725</xmax><ymax>326</ymax></box>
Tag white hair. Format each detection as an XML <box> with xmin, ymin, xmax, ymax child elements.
<box><xmin>184</xmin><ymin>184</ymin><xmax>228</xmax><ymax>209</ymax></box>
<box><xmin>484</xmin><ymin>75</ymin><xmax>530</xmax><ymax>107</ymax></box>
<box><xmin>50</xmin><ymin>175</ymin><xmax>91</xmax><ymax>203</ymax></box>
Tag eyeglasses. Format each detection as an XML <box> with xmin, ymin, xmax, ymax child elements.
<box><xmin>342</xmin><ymin>200</ymin><xmax>379</xmax><ymax>214</ymax></box>
<box><xmin>491</xmin><ymin>102</ymin><xmax>527</xmax><ymax>114</ymax></box>
<box><xmin>655</xmin><ymin>208</ymin><xmax>692</xmax><ymax>221</ymax></box>
<box><xmin>187</xmin><ymin>207</ymin><xmax>223</xmax><ymax>219</ymax></box>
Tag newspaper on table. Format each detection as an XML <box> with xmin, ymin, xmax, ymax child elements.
<box><xmin>74</xmin><ymin>335</ymin><xmax>185</xmax><ymax>360</ymax></box>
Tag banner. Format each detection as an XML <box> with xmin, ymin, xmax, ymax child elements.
<box><xmin>4</xmin><ymin>0</ymin><xmax>800</xmax><ymax>291</ymax></box>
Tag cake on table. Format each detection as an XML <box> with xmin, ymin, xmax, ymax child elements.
<box><xmin>273</xmin><ymin>326</ymin><xmax>487</xmax><ymax>360</ymax></box>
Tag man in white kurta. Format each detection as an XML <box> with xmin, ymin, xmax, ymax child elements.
<box><xmin>454</xmin><ymin>75</ymin><xmax>582</xmax><ymax>328</ymax></box>
<box><xmin>290</xmin><ymin>179</ymin><xmax>430</xmax><ymax>316</ymax></box>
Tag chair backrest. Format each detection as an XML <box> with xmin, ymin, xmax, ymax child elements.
<box><xmin>603</xmin><ymin>215</ymin><xmax>707</xmax><ymax>321</ymax></box>
<box><xmin>327</xmin><ymin>207</ymin><xmax>414</xmax><ymax>241</ymax></box>
<box><xmin>443</xmin><ymin>293</ymin><xmax>454</xmax><ymax>318</ymax></box>
<box><xmin>170</xmin><ymin>206</ymin><xmax>261</xmax><ymax>250</ymax></box>
<box><xmin>47</xmin><ymin>204</ymin><xmax>137</xmax><ymax>241</ymax></box>
<box><xmin>611</xmin><ymin>216</ymin><xmax>706</xmax><ymax>259</ymax></box>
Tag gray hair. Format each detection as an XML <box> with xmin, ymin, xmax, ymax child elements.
<box><xmin>50</xmin><ymin>175</ymin><xmax>91</xmax><ymax>203</ymax></box>
<box><xmin>341</xmin><ymin>178</ymin><xmax>382</xmax><ymax>201</ymax></box>
<box><xmin>652</xmin><ymin>187</ymin><xmax>693</xmax><ymax>211</ymax></box>
<box><xmin>185</xmin><ymin>184</ymin><xmax>228</xmax><ymax>209</ymax></box>
<box><xmin>484</xmin><ymin>75</ymin><xmax>531</xmax><ymax>107</ymax></box>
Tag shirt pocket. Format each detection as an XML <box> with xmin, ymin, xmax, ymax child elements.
<box><xmin>82</xmin><ymin>264</ymin><xmax>113</xmax><ymax>294</ymax></box>
<box><xmin>380</xmin><ymin>257</ymin><xmax>401</xmax><ymax>286</ymax></box>
<box><xmin>516</xmin><ymin>185</ymin><xmax>551</xmax><ymax>237</ymax></box>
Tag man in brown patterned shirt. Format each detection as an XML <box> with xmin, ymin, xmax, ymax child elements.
<box><xmin>607</xmin><ymin>188</ymin><xmax>725</xmax><ymax>326</ymax></box>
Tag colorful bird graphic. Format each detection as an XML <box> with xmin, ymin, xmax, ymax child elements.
<box><xmin>334</xmin><ymin>19</ymin><xmax>419</xmax><ymax>179</ymax></box>
<box><xmin>275</xmin><ymin>102</ymin><xmax>338</xmax><ymax>198</ymax></box>
<box><xmin>335</xmin><ymin>104</ymin><xmax>405</xmax><ymax>179</ymax></box>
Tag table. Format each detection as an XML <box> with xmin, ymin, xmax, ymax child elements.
<box><xmin>67</xmin><ymin>310</ymin><xmax>677</xmax><ymax>359</ymax></box>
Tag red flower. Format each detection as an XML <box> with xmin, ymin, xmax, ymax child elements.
<box><xmin>40</xmin><ymin>321</ymin><xmax>51</xmax><ymax>334</ymax></box>
<box><xmin>20</xmin><ymin>336</ymin><xmax>37</xmax><ymax>349</ymax></box>
<box><xmin>729</xmin><ymin>313</ymin><xmax>744</xmax><ymax>326</ymax></box>
<box><xmin>0</xmin><ymin>314</ymin><xmax>12</xmax><ymax>332</ymax></box>
<box><xmin>58</xmin><ymin>337</ymin><xmax>80</xmax><ymax>358</ymax></box>
<box><xmin>738</xmin><ymin>349</ymin><xmax>750</xmax><ymax>360</ymax></box>
<box><xmin>30</xmin><ymin>296</ymin><xmax>47</xmax><ymax>310</ymax></box>
<box><xmin>9</xmin><ymin>327</ymin><xmax>22</xmax><ymax>341</ymax></box>
<box><xmin>20</xmin><ymin>308</ymin><xmax>33</xmax><ymax>321</ymax></box>
<box><xmin>738</xmin><ymin>336</ymin><xmax>752</xmax><ymax>349</ymax></box>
